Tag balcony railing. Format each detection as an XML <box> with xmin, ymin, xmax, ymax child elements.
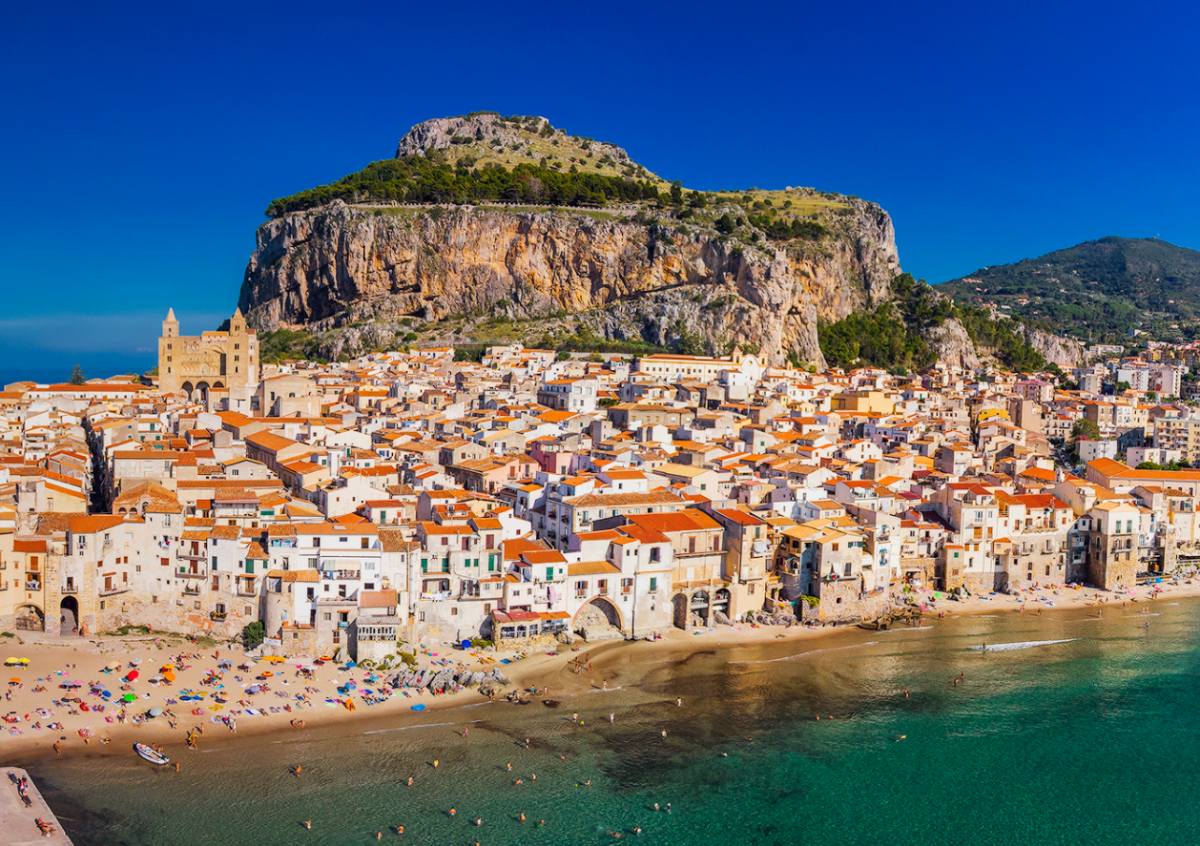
<box><xmin>60</xmin><ymin>585</ymin><xmax>78</xmax><ymax>594</ymax></box>
<box><xmin>183</xmin><ymin>585</ymin><xmax>201</xmax><ymax>596</ymax></box>
<box><xmin>99</xmin><ymin>586</ymin><xmax>129</xmax><ymax>596</ymax></box>
<box><xmin>177</xmin><ymin>550</ymin><xmax>206</xmax><ymax>561</ymax></box>
<box><xmin>176</xmin><ymin>568</ymin><xmax>206</xmax><ymax>579</ymax></box>
<box><xmin>24</xmin><ymin>581</ymin><xmax>41</xmax><ymax>591</ymax></box>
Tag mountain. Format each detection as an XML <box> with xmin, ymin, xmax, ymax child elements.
<box><xmin>938</xmin><ymin>237</ymin><xmax>1200</xmax><ymax>343</ymax></box>
<box><xmin>238</xmin><ymin>113</ymin><xmax>1067</xmax><ymax>369</ymax></box>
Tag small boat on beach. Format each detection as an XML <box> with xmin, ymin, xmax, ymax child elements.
<box><xmin>134</xmin><ymin>742</ymin><xmax>169</xmax><ymax>766</ymax></box>
<box><xmin>542</xmin><ymin>699</ymin><xmax>561</xmax><ymax>708</ymax></box>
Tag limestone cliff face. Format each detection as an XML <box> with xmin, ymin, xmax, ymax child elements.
<box><xmin>924</xmin><ymin>318</ymin><xmax>982</xmax><ymax>371</ymax></box>
<box><xmin>1026</xmin><ymin>328</ymin><xmax>1084</xmax><ymax>368</ymax></box>
<box><xmin>239</xmin><ymin>199</ymin><xmax>901</xmax><ymax>368</ymax></box>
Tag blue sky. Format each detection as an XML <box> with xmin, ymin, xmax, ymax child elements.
<box><xmin>2</xmin><ymin>0</ymin><xmax>1198</xmax><ymax>374</ymax></box>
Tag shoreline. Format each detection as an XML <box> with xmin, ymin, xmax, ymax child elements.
<box><xmin>2</xmin><ymin>577</ymin><xmax>1196</xmax><ymax>769</ymax></box>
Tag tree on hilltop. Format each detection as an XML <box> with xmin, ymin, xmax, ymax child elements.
<box><xmin>68</xmin><ymin>363</ymin><xmax>86</xmax><ymax>385</ymax></box>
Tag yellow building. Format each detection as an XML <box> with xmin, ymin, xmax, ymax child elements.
<box><xmin>832</xmin><ymin>390</ymin><xmax>894</xmax><ymax>415</ymax></box>
<box><xmin>159</xmin><ymin>308</ymin><xmax>259</xmax><ymax>408</ymax></box>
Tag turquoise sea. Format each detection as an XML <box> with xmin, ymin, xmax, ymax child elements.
<box><xmin>23</xmin><ymin>599</ymin><xmax>1200</xmax><ymax>845</ymax></box>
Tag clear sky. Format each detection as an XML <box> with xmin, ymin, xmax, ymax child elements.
<box><xmin>3</xmin><ymin>0</ymin><xmax>1198</xmax><ymax>375</ymax></box>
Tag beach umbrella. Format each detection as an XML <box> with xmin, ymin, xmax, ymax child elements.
<box><xmin>130</xmin><ymin>658</ymin><xmax>142</xmax><ymax>666</ymax></box>
<box><xmin>18</xmin><ymin>659</ymin><xmax>29</xmax><ymax>665</ymax></box>
<box><xmin>8</xmin><ymin>678</ymin><xmax>20</xmax><ymax>684</ymax></box>
<box><xmin>122</xmin><ymin>694</ymin><xmax>138</xmax><ymax>702</ymax></box>
<box><xmin>161</xmin><ymin>664</ymin><xmax>175</xmax><ymax>672</ymax></box>
<box><xmin>106</xmin><ymin>662</ymin><xmax>121</xmax><ymax>670</ymax></box>
<box><xmin>163</xmin><ymin>670</ymin><xmax>176</xmax><ymax>682</ymax></box>
<box><xmin>148</xmin><ymin>707</ymin><xmax>163</xmax><ymax>717</ymax></box>
<box><xmin>127</xmin><ymin>670</ymin><xmax>139</xmax><ymax>681</ymax></box>
<box><xmin>4</xmin><ymin>659</ymin><xmax>18</xmax><ymax>667</ymax></box>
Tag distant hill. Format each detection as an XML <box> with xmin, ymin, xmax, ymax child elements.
<box><xmin>938</xmin><ymin>237</ymin><xmax>1200</xmax><ymax>342</ymax></box>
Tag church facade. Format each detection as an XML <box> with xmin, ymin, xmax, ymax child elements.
<box><xmin>158</xmin><ymin>308</ymin><xmax>260</xmax><ymax>409</ymax></box>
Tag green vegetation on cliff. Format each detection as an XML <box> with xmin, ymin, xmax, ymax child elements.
<box><xmin>819</xmin><ymin>274</ymin><xmax>1048</xmax><ymax>372</ymax></box>
<box><xmin>939</xmin><ymin>237</ymin><xmax>1200</xmax><ymax>343</ymax></box>
<box><xmin>265</xmin><ymin>155</ymin><xmax>662</xmax><ymax>217</ymax></box>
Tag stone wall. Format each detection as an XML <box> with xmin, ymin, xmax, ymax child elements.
<box><xmin>816</xmin><ymin>580</ymin><xmax>892</xmax><ymax>623</ymax></box>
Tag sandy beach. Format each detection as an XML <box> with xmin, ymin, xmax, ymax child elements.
<box><xmin>1</xmin><ymin>577</ymin><xmax>1196</xmax><ymax>769</ymax></box>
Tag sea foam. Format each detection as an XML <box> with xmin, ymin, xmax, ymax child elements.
<box><xmin>968</xmin><ymin>638</ymin><xmax>1075</xmax><ymax>652</ymax></box>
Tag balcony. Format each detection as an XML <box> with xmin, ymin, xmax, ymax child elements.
<box><xmin>176</xmin><ymin>549</ymin><xmax>206</xmax><ymax>562</ymax></box>
<box><xmin>321</xmin><ymin>570</ymin><xmax>361</xmax><ymax>581</ymax></box>
<box><xmin>236</xmin><ymin>586</ymin><xmax>258</xmax><ymax>598</ymax></box>
<box><xmin>60</xmin><ymin>585</ymin><xmax>78</xmax><ymax>594</ymax></box>
<box><xmin>176</xmin><ymin>568</ymin><xmax>206</xmax><ymax>579</ymax></box>
<box><xmin>183</xmin><ymin>585</ymin><xmax>201</xmax><ymax>597</ymax></box>
<box><xmin>210</xmin><ymin>611</ymin><xmax>227</xmax><ymax>622</ymax></box>
<box><xmin>24</xmin><ymin>581</ymin><xmax>41</xmax><ymax>591</ymax></box>
<box><xmin>99</xmin><ymin>585</ymin><xmax>129</xmax><ymax>596</ymax></box>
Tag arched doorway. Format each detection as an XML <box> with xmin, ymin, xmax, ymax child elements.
<box><xmin>15</xmin><ymin>604</ymin><xmax>44</xmax><ymax>632</ymax></box>
<box><xmin>181</xmin><ymin>381</ymin><xmax>194</xmax><ymax>399</ymax></box>
<box><xmin>712</xmin><ymin>588</ymin><xmax>731</xmax><ymax>620</ymax></box>
<box><xmin>60</xmin><ymin>596</ymin><xmax>80</xmax><ymax>635</ymax></box>
<box><xmin>690</xmin><ymin>590</ymin><xmax>711</xmax><ymax>624</ymax></box>
<box><xmin>672</xmin><ymin>593</ymin><xmax>689</xmax><ymax>629</ymax></box>
<box><xmin>574</xmin><ymin>597</ymin><xmax>623</xmax><ymax>639</ymax></box>
<box><xmin>196</xmin><ymin>381</ymin><xmax>211</xmax><ymax>402</ymax></box>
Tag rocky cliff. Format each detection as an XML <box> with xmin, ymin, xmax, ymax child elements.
<box><xmin>1026</xmin><ymin>328</ymin><xmax>1084</xmax><ymax>368</ymax></box>
<box><xmin>239</xmin><ymin>198</ymin><xmax>901</xmax><ymax>368</ymax></box>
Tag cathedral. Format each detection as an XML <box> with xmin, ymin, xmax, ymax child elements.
<box><xmin>158</xmin><ymin>308</ymin><xmax>259</xmax><ymax>406</ymax></box>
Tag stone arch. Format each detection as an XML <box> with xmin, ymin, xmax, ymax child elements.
<box><xmin>672</xmin><ymin>593</ymin><xmax>689</xmax><ymax>629</ymax></box>
<box><xmin>213</xmin><ymin>381</ymin><xmax>225</xmax><ymax>389</ymax></box>
<box><xmin>15</xmin><ymin>604</ymin><xmax>43</xmax><ymax>631</ymax></box>
<box><xmin>59</xmin><ymin>596</ymin><xmax>80</xmax><ymax>635</ymax></box>
<box><xmin>573</xmin><ymin>596</ymin><xmax>623</xmax><ymax>634</ymax></box>
<box><xmin>180</xmin><ymin>381</ymin><xmax>194</xmax><ymax>399</ymax></box>
<box><xmin>713</xmin><ymin>587</ymin><xmax>731</xmax><ymax>614</ymax></box>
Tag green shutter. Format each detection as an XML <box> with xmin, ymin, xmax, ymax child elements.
<box><xmin>546</xmin><ymin>566</ymin><xmax>554</xmax><ymax>581</ymax></box>
<box><xmin>421</xmin><ymin>559</ymin><xmax>428</xmax><ymax>573</ymax></box>
<box><xmin>649</xmin><ymin>577</ymin><xmax>657</xmax><ymax>592</ymax></box>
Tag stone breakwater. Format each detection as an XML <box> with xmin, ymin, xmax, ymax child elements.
<box><xmin>1</xmin><ymin>767</ymin><xmax>73</xmax><ymax>846</ymax></box>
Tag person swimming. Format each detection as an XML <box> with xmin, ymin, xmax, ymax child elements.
<box><xmin>304</xmin><ymin>821</ymin><xmax>312</xmax><ymax>830</ymax></box>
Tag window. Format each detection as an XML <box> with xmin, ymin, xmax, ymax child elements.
<box><xmin>546</xmin><ymin>567</ymin><xmax>555</xmax><ymax>581</ymax></box>
<box><xmin>621</xmin><ymin>578</ymin><xmax>633</xmax><ymax>594</ymax></box>
<box><xmin>649</xmin><ymin>577</ymin><xmax>658</xmax><ymax>592</ymax></box>
<box><xmin>361</xmin><ymin>538</ymin><xmax>369</xmax><ymax>549</ymax></box>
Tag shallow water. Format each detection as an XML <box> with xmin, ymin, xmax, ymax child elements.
<box><xmin>26</xmin><ymin>600</ymin><xmax>1200</xmax><ymax>845</ymax></box>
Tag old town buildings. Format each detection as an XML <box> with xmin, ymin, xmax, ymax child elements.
<box><xmin>0</xmin><ymin>338</ymin><xmax>1196</xmax><ymax>655</ymax></box>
